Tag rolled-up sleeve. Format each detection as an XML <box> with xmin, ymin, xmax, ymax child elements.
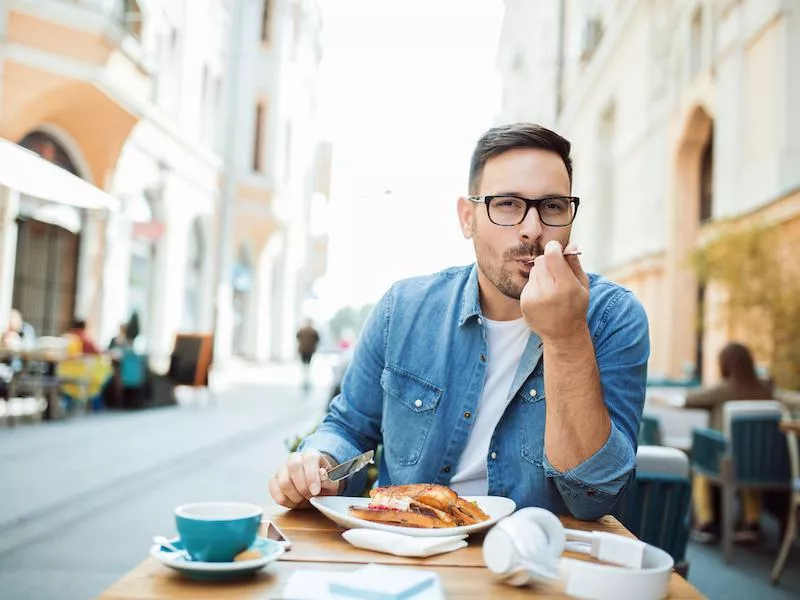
<box><xmin>299</xmin><ymin>289</ymin><xmax>390</xmax><ymax>496</ymax></box>
<box><xmin>544</xmin><ymin>289</ymin><xmax>649</xmax><ymax>520</ymax></box>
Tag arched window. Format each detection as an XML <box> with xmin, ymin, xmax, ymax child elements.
<box><xmin>15</xmin><ymin>131</ymin><xmax>82</xmax><ymax>335</ymax></box>
<box><xmin>19</xmin><ymin>131</ymin><xmax>80</xmax><ymax>176</ymax></box>
<box><xmin>122</xmin><ymin>0</ymin><xmax>143</xmax><ymax>39</ymax></box>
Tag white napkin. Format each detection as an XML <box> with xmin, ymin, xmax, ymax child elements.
<box><xmin>341</xmin><ymin>529</ymin><xmax>468</xmax><ymax>557</ymax></box>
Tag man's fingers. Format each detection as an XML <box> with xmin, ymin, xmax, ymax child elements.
<box><xmin>533</xmin><ymin>252</ymin><xmax>555</xmax><ymax>292</ymax></box>
<box><xmin>543</xmin><ymin>240</ymin><xmax>575</xmax><ymax>283</ymax></box>
<box><xmin>269</xmin><ymin>475</ymin><xmax>298</xmax><ymax>508</ymax></box>
<box><xmin>319</xmin><ymin>467</ymin><xmax>342</xmax><ymax>495</ymax></box>
<box><xmin>302</xmin><ymin>452</ymin><xmax>324</xmax><ymax>496</ymax></box>
<box><xmin>287</xmin><ymin>452</ymin><xmax>313</xmax><ymax>500</ymax></box>
<box><xmin>277</xmin><ymin>466</ymin><xmax>305</xmax><ymax>505</ymax></box>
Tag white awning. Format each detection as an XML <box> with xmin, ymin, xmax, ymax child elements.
<box><xmin>0</xmin><ymin>137</ymin><xmax>120</xmax><ymax>212</ymax></box>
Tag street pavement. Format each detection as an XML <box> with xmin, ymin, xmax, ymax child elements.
<box><xmin>0</xmin><ymin>358</ymin><xmax>333</xmax><ymax>600</ymax></box>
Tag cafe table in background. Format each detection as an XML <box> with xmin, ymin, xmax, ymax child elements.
<box><xmin>98</xmin><ymin>505</ymin><xmax>705</xmax><ymax>599</ymax></box>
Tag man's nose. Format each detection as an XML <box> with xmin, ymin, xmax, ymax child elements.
<box><xmin>518</xmin><ymin>206</ymin><xmax>543</xmax><ymax>241</ymax></box>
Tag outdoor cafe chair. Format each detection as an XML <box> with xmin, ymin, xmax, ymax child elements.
<box><xmin>616</xmin><ymin>445</ymin><xmax>692</xmax><ymax>576</ymax></box>
<box><xmin>771</xmin><ymin>416</ymin><xmax>799</xmax><ymax>584</ymax></box>
<box><xmin>639</xmin><ymin>414</ymin><xmax>664</xmax><ymax>446</ymax></box>
<box><xmin>691</xmin><ymin>400</ymin><xmax>792</xmax><ymax>564</ymax></box>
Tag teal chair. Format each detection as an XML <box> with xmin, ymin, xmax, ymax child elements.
<box><xmin>691</xmin><ymin>400</ymin><xmax>792</xmax><ymax>563</ymax></box>
<box><xmin>120</xmin><ymin>349</ymin><xmax>147</xmax><ymax>388</ymax></box>
<box><xmin>616</xmin><ymin>446</ymin><xmax>692</xmax><ymax>576</ymax></box>
<box><xmin>639</xmin><ymin>414</ymin><xmax>663</xmax><ymax>446</ymax></box>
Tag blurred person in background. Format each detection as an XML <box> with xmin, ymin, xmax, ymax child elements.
<box><xmin>64</xmin><ymin>319</ymin><xmax>100</xmax><ymax>356</ymax></box>
<box><xmin>269</xmin><ymin>123</ymin><xmax>649</xmax><ymax>519</ymax></box>
<box><xmin>296</xmin><ymin>320</ymin><xmax>320</xmax><ymax>393</ymax></box>
<box><xmin>108</xmin><ymin>323</ymin><xmax>130</xmax><ymax>352</ymax></box>
<box><xmin>1</xmin><ymin>309</ymin><xmax>36</xmax><ymax>350</ymax></box>
<box><xmin>687</xmin><ymin>342</ymin><xmax>773</xmax><ymax>544</ymax></box>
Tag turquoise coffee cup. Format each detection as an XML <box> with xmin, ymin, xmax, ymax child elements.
<box><xmin>175</xmin><ymin>502</ymin><xmax>263</xmax><ymax>562</ymax></box>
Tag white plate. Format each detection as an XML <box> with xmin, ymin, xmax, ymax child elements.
<box><xmin>149</xmin><ymin>536</ymin><xmax>284</xmax><ymax>580</ymax></box>
<box><xmin>310</xmin><ymin>495</ymin><xmax>516</xmax><ymax>537</ymax></box>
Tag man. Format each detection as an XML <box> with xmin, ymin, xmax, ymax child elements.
<box><xmin>269</xmin><ymin>124</ymin><xmax>649</xmax><ymax>520</ymax></box>
<box><xmin>296</xmin><ymin>320</ymin><xmax>321</xmax><ymax>392</ymax></box>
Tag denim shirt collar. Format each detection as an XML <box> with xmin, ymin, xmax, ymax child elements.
<box><xmin>458</xmin><ymin>263</ymin><xmax>482</xmax><ymax>326</ymax></box>
<box><xmin>458</xmin><ymin>263</ymin><xmax>544</xmax><ymax>398</ymax></box>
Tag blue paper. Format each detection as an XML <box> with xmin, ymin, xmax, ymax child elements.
<box><xmin>328</xmin><ymin>564</ymin><xmax>439</xmax><ymax>600</ymax></box>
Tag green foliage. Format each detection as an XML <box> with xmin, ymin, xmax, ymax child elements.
<box><xmin>691</xmin><ymin>222</ymin><xmax>800</xmax><ymax>389</ymax></box>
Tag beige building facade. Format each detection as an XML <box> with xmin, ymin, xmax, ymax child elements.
<box><xmin>0</xmin><ymin>0</ymin><xmax>225</xmax><ymax>370</ymax></box>
<box><xmin>225</xmin><ymin>0</ymin><xmax>331</xmax><ymax>362</ymax></box>
<box><xmin>497</xmin><ymin>0</ymin><xmax>800</xmax><ymax>383</ymax></box>
<box><xmin>0</xmin><ymin>0</ymin><xmax>330</xmax><ymax>368</ymax></box>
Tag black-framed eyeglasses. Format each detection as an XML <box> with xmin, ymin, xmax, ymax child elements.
<box><xmin>467</xmin><ymin>195</ymin><xmax>580</xmax><ymax>227</ymax></box>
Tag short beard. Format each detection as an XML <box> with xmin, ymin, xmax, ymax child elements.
<box><xmin>474</xmin><ymin>230</ymin><xmax>544</xmax><ymax>300</ymax></box>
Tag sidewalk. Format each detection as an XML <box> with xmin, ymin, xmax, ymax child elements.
<box><xmin>0</xmin><ymin>361</ymin><xmax>330</xmax><ymax>600</ymax></box>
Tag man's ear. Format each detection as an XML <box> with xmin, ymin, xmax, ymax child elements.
<box><xmin>457</xmin><ymin>196</ymin><xmax>475</xmax><ymax>239</ymax></box>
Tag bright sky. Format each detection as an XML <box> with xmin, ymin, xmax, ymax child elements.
<box><xmin>311</xmin><ymin>0</ymin><xmax>505</xmax><ymax>317</ymax></box>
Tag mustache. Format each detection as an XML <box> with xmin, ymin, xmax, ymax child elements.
<box><xmin>505</xmin><ymin>244</ymin><xmax>544</xmax><ymax>261</ymax></box>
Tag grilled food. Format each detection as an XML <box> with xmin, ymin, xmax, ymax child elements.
<box><xmin>347</xmin><ymin>483</ymin><xmax>490</xmax><ymax>528</ymax></box>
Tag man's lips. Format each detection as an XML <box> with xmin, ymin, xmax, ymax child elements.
<box><xmin>516</xmin><ymin>258</ymin><xmax>535</xmax><ymax>274</ymax></box>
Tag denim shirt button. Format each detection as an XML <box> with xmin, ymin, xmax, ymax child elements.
<box><xmin>477</xmin><ymin>317</ymin><xmax>483</xmax><ymax>326</ymax></box>
<box><xmin>490</xmin><ymin>451</ymin><xmax>497</xmax><ymax>460</ymax></box>
<box><xmin>480</xmin><ymin>354</ymin><xmax>487</xmax><ymax>362</ymax></box>
<box><xmin>414</xmin><ymin>399</ymin><xmax>422</xmax><ymax>408</ymax></box>
<box><xmin>529</xmin><ymin>389</ymin><xmax>537</xmax><ymax>397</ymax></box>
<box><xmin>442</xmin><ymin>465</ymin><xmax>451</xmax><ymax>473</ymax></box>
<box><xmin>464</xmin><ymin>411</ymin><xmax>471</xmax><ymax>419</ymax></box>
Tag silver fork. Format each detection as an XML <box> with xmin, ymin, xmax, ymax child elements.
<box><xmin>525</xmin><ymin>251</ymin><xmax>582</xmax><ymax>265</ymax></box>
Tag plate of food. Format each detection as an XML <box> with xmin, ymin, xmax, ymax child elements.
<box><xmin>310</xmin><ymin>484</ymin><xmax>516</xmax><ymax>537</ymax></box>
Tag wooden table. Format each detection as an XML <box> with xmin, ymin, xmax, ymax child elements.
<box><xmin>99</xmin><ymin>505</ymin><xmax>704</xmax><ymax>599</ymax></box>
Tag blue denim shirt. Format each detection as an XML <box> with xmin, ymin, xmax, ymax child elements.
<box><xmin>301</xmin><ymin>264</ymin><xmax>649</xmax><ymax>520</ymax></box>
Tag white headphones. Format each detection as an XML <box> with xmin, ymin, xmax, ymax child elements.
<box><xmin>483</xmin><ymin>508</ymin><xmax>674</xmax><ymax>600</ymax></box>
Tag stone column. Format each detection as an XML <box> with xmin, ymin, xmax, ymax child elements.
<box><xmin>0</xmin><ymin>186</ymin><xmax>20</xmax><ymax>327</ymax></box>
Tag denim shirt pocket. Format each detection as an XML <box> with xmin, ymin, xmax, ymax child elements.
<box><xmin>380</xmin><ymin>366</ymin><xmax>442</xmax><ymax>466</ymax></box>
<box><xmin>518</xmin><ymin>378</ymin><xmax>546</xmax><ymax>466</ymax></box>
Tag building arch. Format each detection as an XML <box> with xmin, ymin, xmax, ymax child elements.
<box><xmin>666</xmin><ymin>104</ymin><xmax>714</xmax><ymax>381</ymax></box>
<box><xmin>20</xmin><ymin>123</ymin><xmax>95</xmax><ymax>184</ymax></box>
<box><xmin>13</xmin><ymin>130</ymin><xmax>87</xmax><ymax>335</ymax></box>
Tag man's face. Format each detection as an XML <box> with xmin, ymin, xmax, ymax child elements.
<box><xmin>458</xmin><ymin>148</ymin><xmax>573</xmax><ymax>300</ymax></box>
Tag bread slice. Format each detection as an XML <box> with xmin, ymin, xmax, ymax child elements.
<box><xmin>348</xmin><ymin>505</ymin><xmax>456</xmax><ymax>528</ymax></box>
<box><xmin>451</xmin><ymin>497</ymin><xmax>491</xmax><ymax>525</ymax></box>
<box><xmin>370</xmin><ymin>484</ymin><xmax>458</xmax><ymax>512</ymax></box>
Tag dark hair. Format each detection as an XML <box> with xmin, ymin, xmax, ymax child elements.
<box><xmin>719</xmin><ymin>342</ymin><xmax>758</xmax><ymax>385</ymax></box>
<box><xmin>72</xmin><ymin>319</ymin><xmax>87</xmax><ymax>330</ymax></box>
<box><xmin>468</xmin><ymin>123</ymin><xmax>573</xmax><ymax>194</ymax></box>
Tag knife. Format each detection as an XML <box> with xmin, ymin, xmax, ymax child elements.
<box><xmin>321</xmin><ymin>450</ymin><xmax>375</xmax><ymax>483</ymax></box>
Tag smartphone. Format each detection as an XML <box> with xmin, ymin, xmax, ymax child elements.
<box><xmin>263</xmin><ymin>520</ymin><xmax>292</xmax><ymax>550</ymax></box>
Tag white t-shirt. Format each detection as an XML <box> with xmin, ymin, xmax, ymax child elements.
<box><xmin>450</xmin><ymin>316</ymin><xmax>531</xmax><ymax>496</ymax></box>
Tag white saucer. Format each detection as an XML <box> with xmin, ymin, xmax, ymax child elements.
<box><xmin>150</xmin><ymin>536</ymin><xmax>284</xmax><ymax>580</ymax></box>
